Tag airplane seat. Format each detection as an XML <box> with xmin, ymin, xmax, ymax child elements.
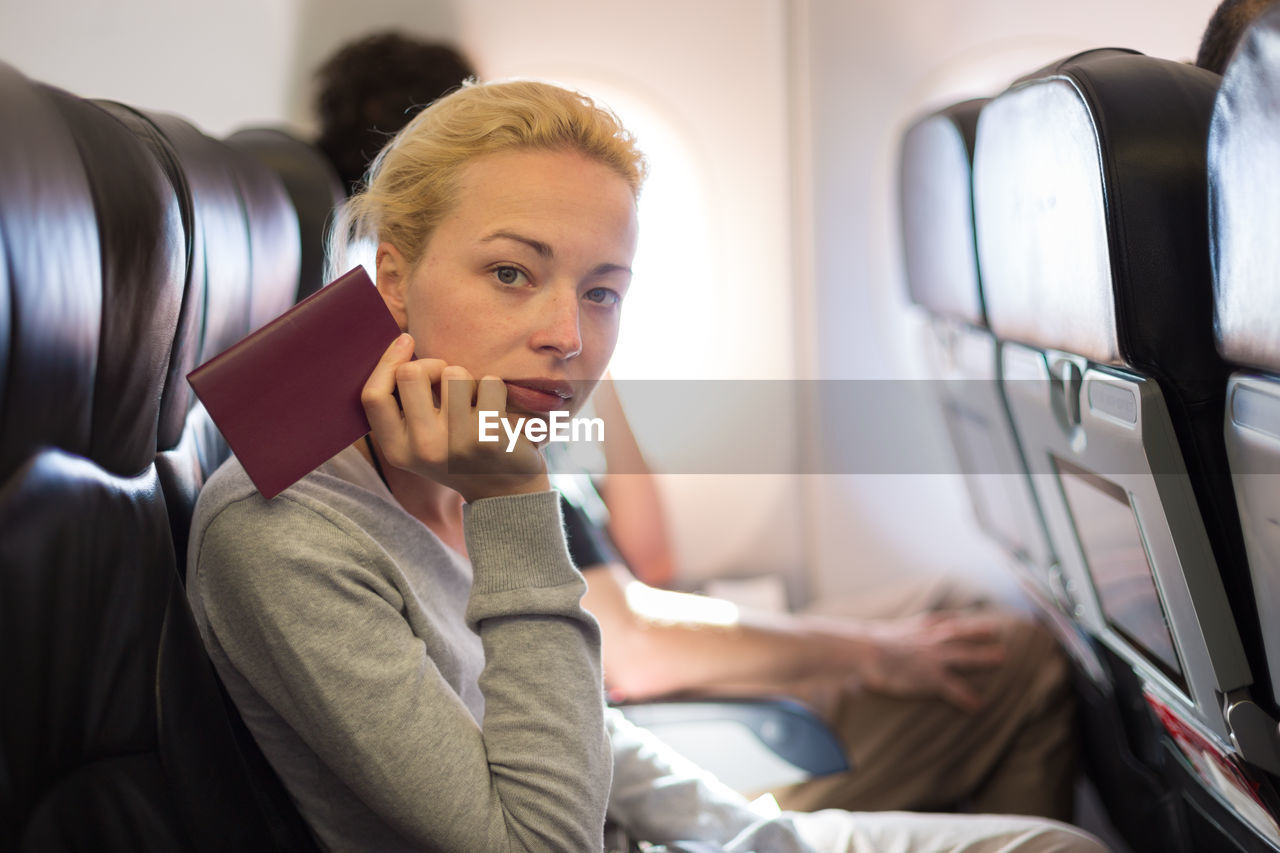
<box><xmin>900</xmin><ymin>96</ymin><xmax>1134</xmax><ymax>843</ymax></box>
<box><xmin>975</xmin><ymin>47</ymin><xmax>1280</xmax><ymax>852</ymax></box>
<box><xmin>0</xmin><ymin>61</ymin><xmax>319</xmax><ymax>850</ymax></box>
<box><xmin>116</xmin><ymin>106</ymin><xmax>321</xmax><ymax>851</ymax></box>
<box><xmin>0</xmin><ymin>75</ymin><xmax>99</xmax><ymax>484</ymax></box>
<box><xmin>1210</xmin><ymin>1</ymin><xmax>1280</xmax><ymax>836</ymax></box>
<box><xmin>898</xmin><ymin>98</ymin><xmax>1070</xmax><ymax>620</ymax></box>
<box><xmin>92</xmin><ymin>102</ymin><xmax>224</xmax><ymax>563</ymax></box>
<box><xmin>226</xmin><ymin>126</ymin><xmax>346</xmax><ymax>302</ymax></box>
<box><xmin>0</xmin><ymin>59</ymin><xmax>148</xmax><ymax>848</ymax></box>
<box><xmin>226</xmin><ymin>141</ymin><xmax>301</xmax><ymax>334</ymax></box>
<box><xmin>117</xmin><ymin>109</ymin><xmax>303</xmax><ymax>571</ymax></box>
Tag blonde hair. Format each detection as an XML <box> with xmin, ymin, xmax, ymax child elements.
<box><xmin>326</xmin><ymin>79</ymin><xmax>647</xmax><ymax>279</ymax></box>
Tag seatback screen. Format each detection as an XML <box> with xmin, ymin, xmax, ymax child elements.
<box><xmin>1052</xmin><ymin>456</ymin><xmax>1187</xmax><ymax>694</ymax></box>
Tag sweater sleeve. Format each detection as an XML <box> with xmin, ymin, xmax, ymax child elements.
<box><xmin>192</xmin><ymin>488</ymin><xmax>609</xmax><ymax>852</ymax></box>
<box><xmin>605</xmin><ymin>710</ymin><xmax>816</xmax><ymax>852</ymax></box>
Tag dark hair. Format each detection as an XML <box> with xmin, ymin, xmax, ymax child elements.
<box><xmin>314</xmin><ymin>31</ymin><xmax>476</xmax><ymax>193</ymax></box>
<box><xmin>1196</xmin><ymin>0</ymin><xmax>1276</xmax><ymax>74</ymax></box>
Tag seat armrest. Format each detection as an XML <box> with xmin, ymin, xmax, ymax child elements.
<box><xmin>614</xmin><ymin>697</ymin><xmax>848</xmax><ymax>794</ymax></box>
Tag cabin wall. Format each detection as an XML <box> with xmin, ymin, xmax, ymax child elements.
<box><xmin>797</xmin><ymin>0</ymin><xmax>1221</xmax><ymax>604</ymax></box>
<box><xmin>0</xmin><ymin>0</ymin><xmax>1227</xmax><ymax>606</ymax></box>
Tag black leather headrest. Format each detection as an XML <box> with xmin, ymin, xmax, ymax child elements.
<box><xmin>976</xmin><ymin>48</ymin><xmax>1224</xmax><ymax>397</ymax></box>
<box><xmin>41</xmin><ymin>87</ymin><xmax>185</xmax><ymax>477</ymax></box>
<box><xmin>144</xmin><ymin>112</ymin><xmax>256</xmax><ymax>367</ymax></box>
<box><xmin>223</xmin><ymin>144</ymin><xmax>301</xmax><ymax>331</ymax></box>
<box><xmin>1210</xmin><ymin>3</ymin><xmax>1280</xmax><ymax>373</ymax></box>
<box><xmin>0</xmin><ymin>62</ymin><xmax>100</xmax><ymax>481</ymax></box>
<box><xmin>899</xmin><ymin>98</ymin><xmax>989</xmax><ymax>326</ymax></box>
<box><xmin>139</xmin><ymin>114</ymin><xmax>301</xmax><ymax>368</ymax></box>
<box><xmin>227</xmin><ymin>127</ymin><xmax>344</xmax><ymax>302</ymax></box>
<box><xmin>94</xmin><ymin>101</ymin><xmax>203</xmax><ymax>455</ymax></box>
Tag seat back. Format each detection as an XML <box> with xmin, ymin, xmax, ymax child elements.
<box><xmin>0</xmin><ymin>61</ymin><xmax>316</xmax><ymax>851</ymax></box>
<box><xmin>975</xmin><ymin>47</ymin><xmax>1280</xmax><ymax>849</ymax></box>
<box><xmin>103</xmin><ymin>106</ymin><xmax>303</xmax><ymax>569</ymax></box>
<box><xmin>226</xmin><ymin>126</ymin><xmax>345</xmax><ymax>302</ymax></box>
<box><xmin>0</xmin><ymin>61</ymin><xmax>174</xmax><ymax>848</ymax></box>
<box><xmin>1211</xmin><ymin>0</ymin><xmax>1280</xmax><ymax>784</ymax></box>
<box><xmin>898</xmin><ymin>98</ymin><xmax>1059</xmax><ymax>601</ymax></box>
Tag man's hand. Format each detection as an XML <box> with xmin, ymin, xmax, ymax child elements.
<box><xmin>841</xmin><ymin>611</ymin><xmax>1010</xmax><ymax>712</ymax></box>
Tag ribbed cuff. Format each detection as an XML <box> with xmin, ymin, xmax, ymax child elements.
<box><xmin>463</xmin><ymin>490</ymin><xmax>578</xmax><ymax>595</ymax></box>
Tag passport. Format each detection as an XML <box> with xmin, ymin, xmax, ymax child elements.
<box><xmin>187</xmin><ymin>266</ymin><xmax>402</xmax><ymax>499</ymax></box>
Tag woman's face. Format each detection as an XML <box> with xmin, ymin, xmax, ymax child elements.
<box><xmin>376</xmin><ymin>147</ymin><xmax>638</xmax><ymax>420</ymax></box>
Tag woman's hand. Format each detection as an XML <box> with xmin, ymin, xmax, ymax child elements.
<box><xmin>361</xmin><ymin>333</ymin><xmax>550</xmax><ymax>502</ymax></box>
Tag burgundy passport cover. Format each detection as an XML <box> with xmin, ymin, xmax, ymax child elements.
<box><xmin>187</xmin><ymin>266</ymin><xmax>401</xmax><ymax>499</ymax></box>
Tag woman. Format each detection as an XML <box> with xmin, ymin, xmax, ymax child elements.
<box><xmin>188</xmin><ymin>80</ymin><xmax>1107</xmax><ymax>852</ymax></box>
<box><xmin>189</xmin><ymin>80</ymin><xmax>634</xmax><ymax>851</ymax></box>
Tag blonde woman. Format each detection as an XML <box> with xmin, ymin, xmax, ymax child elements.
<box><xmin>187</xmin><ymin>80</ymin><xmax>1106</xmax><ymax>853</ymax></box>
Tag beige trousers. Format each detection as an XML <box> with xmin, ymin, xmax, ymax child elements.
<box><xmin>769</xmin><ymin>574</ymin><xmax>1078</xmax><ymax>822</ymax></box>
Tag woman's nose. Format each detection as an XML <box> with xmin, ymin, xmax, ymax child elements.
<box><xmin>531</xmin><ymin>286</ymin><xmax>583</xmax><ymax>359</ymax></box>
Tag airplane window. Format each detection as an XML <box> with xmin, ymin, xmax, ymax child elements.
<box><xmin>1053</xmin><ymin>455</ymin><xmax>1187</xmax><ymax>694</ymax></box>
<box><xmin>561</xmin><ymin>86</ymin><xmax>718</xmax><ymax>382</ymax></box>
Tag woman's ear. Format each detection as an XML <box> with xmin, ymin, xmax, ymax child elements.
<box><xmin>375</xmin><ymin>242</ymin><xmax>411</xmax><ymax>330</ymax></box>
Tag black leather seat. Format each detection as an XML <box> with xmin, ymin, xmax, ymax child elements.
<box><xmin>0</xmin><ymin>61</ymin><xmax>317</xmax><ymax>851</ymax></box>
<box><xmin>0</xmin><ymin>61</ymin><xmax>178</xmax><ymax>848</ymax></box>
<box><xmin>133</xmin><ymin>108</ymin><xmax>301</xmax><ymax>567</ymax></box>
<box><xmin>1210</xmin><ymin>0</ymin><xmax>1280</xmax><ymax>832</ymax></box>
<box><xmin>227</xmin><ymin>126</ymin><xmax>345</xmax><ymax>302</ymax></box>
<box><xmin>93</xmin><ymin>102</ymin><xmax>232</xmax><ymax>574</ymax></box>
<box><xmin>898</xmin><ymin>98</ymin><xmax>1064</xmax><ymax>612</ymax></box>
<box><xmin>974</xmin><ymin>47</ymin><xmax>1279</xmax><ymax>852</ymax></box>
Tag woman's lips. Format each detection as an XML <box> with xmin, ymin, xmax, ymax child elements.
<box><xmin>502</xmin><ymin>381</ymin><xmax>572</xmax><ymax>415</ymax></box>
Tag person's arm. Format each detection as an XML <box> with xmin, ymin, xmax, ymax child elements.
<box><xmin>583</xmin><ymin>562</ymin><xmax>1009</xmax><ymax>711</ymax></box>
<box><xmin>193</xmin><ymin>337</ymin><xmax>609</xmax><ymax>850</ymax></box>
<box><xmin>194</xmin><ymin>490</ymin><xmax>608</xmax><ymax>851</ymax></box>
<box><xmin>606</xmin><ymin>708</ymin><xmax>817</xmax><ymax>852</ymax></box>
<box><xmin>592</xmin><ymin>377</ymin><xmax>677</xmax><ymax>587</ymax></box>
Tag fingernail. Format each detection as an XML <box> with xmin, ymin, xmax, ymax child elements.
<box><xmin>396</xmin><ymin>333</ymin><xmax>413</xmax><ymax>349</ymax></box>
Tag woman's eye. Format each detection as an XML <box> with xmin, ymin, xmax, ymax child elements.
<box><xmin>584</xmin><ymin>287</ymin><xmax>620</xmax><ymax>306</ymax></box>
<box><xmin>493</xmin><ymin>266</ymin><xmax>525</xmax><ymax>285</ymax></box>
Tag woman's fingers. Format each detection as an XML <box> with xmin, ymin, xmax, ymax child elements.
<box><xmin>396</xmin><ymin>358</ymin><xmax>447</xmax><ymax>421</ymax></box>
<box><xmin>475</xmin><ymin>375</ymin><xmax>508</xmax><ymax>416</ymax></box>
<box><xmin>361</xmin><ymin>348</ymin><xmax>548</xmax><ymax>499</ymax></box>
<box><xmin>441</xmin><ymin>365</ymin><xmax>477</xmax><ymax>447</ymax></box>
<box><xmin>363</xmin><ymin>333</ymin><xmax>416</xmax><ymax>439</ymax></box>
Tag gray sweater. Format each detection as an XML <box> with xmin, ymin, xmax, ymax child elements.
<box><xmin>187</xmin><ymin>445</ymin><xmax>610</xmax><ymax>852</ymax></box>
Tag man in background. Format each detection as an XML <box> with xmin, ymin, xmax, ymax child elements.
<box><xmin>1196</xmin><ymin>0</ymin><xmax>1275</xmax><ymax>73</ymax></box>
<box><xmin>314</xmin><ymin>31</ymin><xmax>475</xmax><ymax>194</ymax></box>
